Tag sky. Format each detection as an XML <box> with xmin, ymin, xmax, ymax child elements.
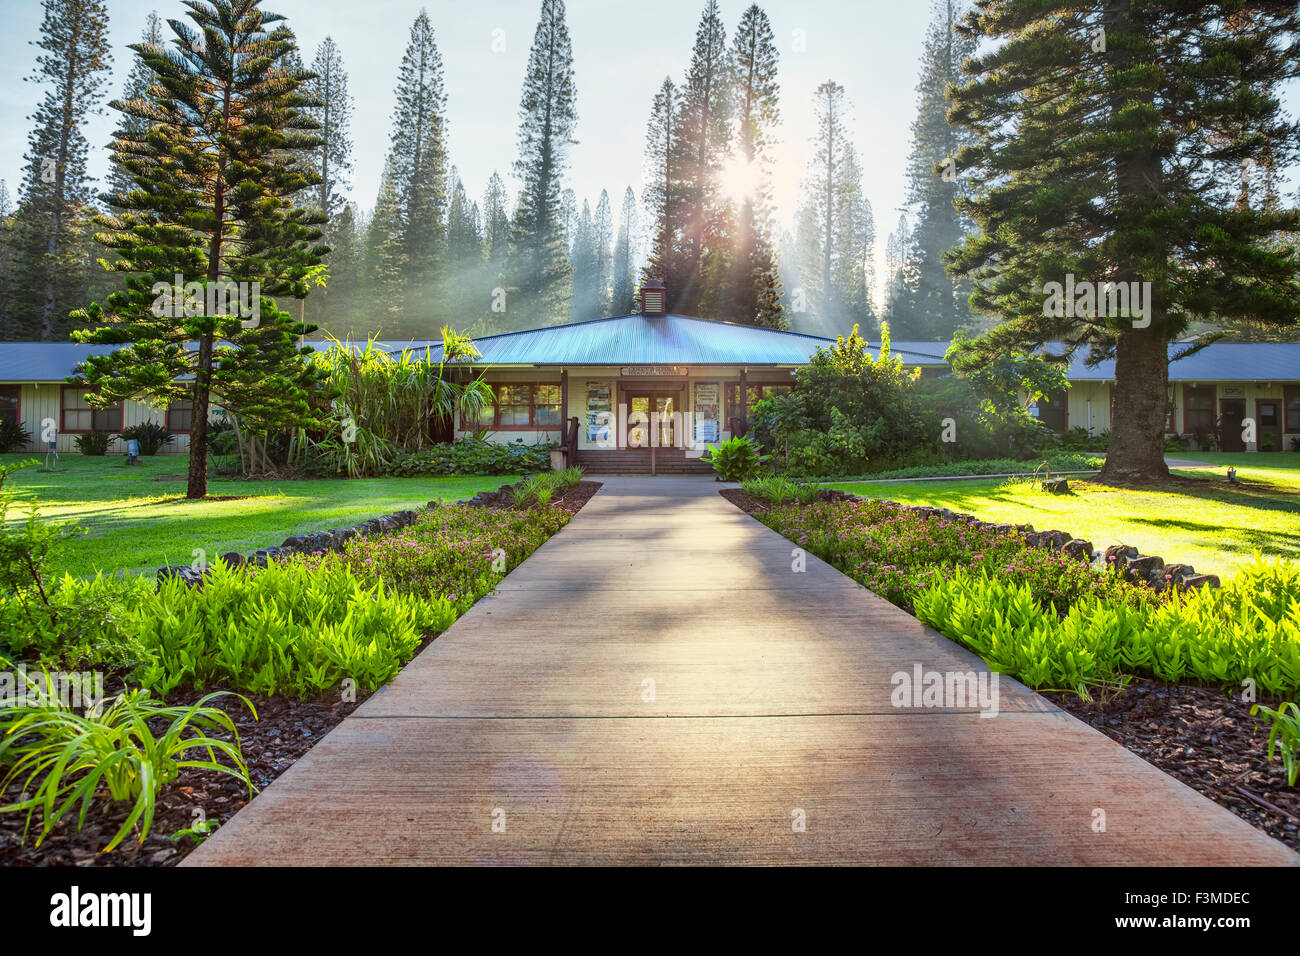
<box><xmin>0</xmin><ymin>0</ymin><xmax>1297</xmax><ymax>306</ymax></box>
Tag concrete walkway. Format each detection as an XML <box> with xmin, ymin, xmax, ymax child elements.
<box><xmin>186</xmin><ymin>477</ymin><xmax>1295</xmax><ymax>865</ymax></box>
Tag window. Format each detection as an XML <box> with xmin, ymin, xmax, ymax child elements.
<box><xmin>1183</xmin><ymin>385</ymin><xmax>1216</xmax><ymax>435</ymax></box>
<box><xmin>726</xmin><ymin>383</ymin><xmax>794</xmax><ymax>414</ymax></box>
<box><xmin>61</xmin><ymin>386</ymin><xmax>123</xmax><ymax>433</ymax></box>
<box><xmin>462</xmin><ymin>383</ymin><xmax>562</xmax><ymax>429</ymax></box>
<box><xmin>0</xmin><ymin>385</ymin><xmax>18</xmax><ymax>426</ymax></box>
<box><xmin>1286</xmin><ymin>386</ymin><xmax>1300</xmax><ymax>432</ymax></box>
<box><xmin>167</xmin><ymin>398</ymin><xmax>194</xmax><ymax>433</ymax></box>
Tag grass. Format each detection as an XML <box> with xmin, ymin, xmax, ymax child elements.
<box><xmin>824</xmin><ymin>452</ymin><xmax>1300</xmax><ymax>576</ymax></box>
<box><xmin>0</xmin><ymin>453</ymin><xmax>518</xmax><ymax>578</ymax></box>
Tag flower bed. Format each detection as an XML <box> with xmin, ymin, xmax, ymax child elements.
<box><xmin>0</xmin><ymin>479</ymin><xmax>600</xmax><ymax>864</ymax></box>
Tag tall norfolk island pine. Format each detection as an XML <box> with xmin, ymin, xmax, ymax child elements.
<box><xmin>948</xmin><ymin>0</ymin><xmax>1300</xmax><ymax>483</ymax></box>
<box><xmin>9</xmin><ymin>0</ymin><xmax>112</xmax><ymax>341</ymax></box>
<box><xmin>508</xmin><ymin>0</ymin><xmax>577</xmax><ymax>329</ymax></box>
<box><xmin>71</xmin><ymin>0</ymin><xmax>327</xmax><ymax>499</ymax></box>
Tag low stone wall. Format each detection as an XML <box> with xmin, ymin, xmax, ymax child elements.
<box><xmin>816</xmin><ymin>489</ymin><xmax>1221</xmax><ymax>591</ymax></box>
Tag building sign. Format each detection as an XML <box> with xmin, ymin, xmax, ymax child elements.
<box><xmin>585</xmin><ymin>382</ymin><xmax>613</xmax><ymax>444</ymax></box>
<box><xmin>621</xmin><ymin>366</ymin><xmax>687</xmax><ymax>377</ymax></box>
<box><xmin>1221</xmin><ymin>385</ymin><xmax>1245</xmax><ymax>398</ymax></box>
<box><xmin>693</xmin><ymin>382</ymin><xmax>720</xmax><ymax>444</ymax></box>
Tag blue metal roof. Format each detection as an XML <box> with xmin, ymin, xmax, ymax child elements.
<box><xmin>1059</xmin><ymin>342</ymin><xmax>1300</xmax><ymax>382</ymax></box>
<box><xmin>0</xmin><ymin>342</ymin><xmax>127</xmax><ymax>382</ymax></box>
<box><xmin>1</xmin><ymin>332</ymin><xmax>1296</xmax><ymax>381</ymax></box>
<box><xmin>380</xmin><ymin>314</ymin><xmax>839</xmax><ymax>366</ymax></box>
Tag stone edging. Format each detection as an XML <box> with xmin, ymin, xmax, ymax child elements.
<box><xmin>155</xmin><ymin>481</ymin><xmax>526</xmax><ymax>586</ymax></box>
<box><xmin>816</xmin><ymin>489</ymin><xmax>1221</xmax><ymax>591</ymax></box>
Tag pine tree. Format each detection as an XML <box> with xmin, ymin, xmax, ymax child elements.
<box><xmin>611</xmin><ymin>186</ymin><xmax>638</xmax><ymax>314</ymax></box>
<box><xmin>105</xmin><ymin>11</ymin><xmax>162</xmax><ymax>206</ymax></box>
<box><xmin>796</xmin><ymin>80</ymin><xmax>872</xmax><ymax>336</ymax></box>
<box><xmin>71</xmin><ymin>0</ymin><xmax>326</xmax><ymax>498</ymax></box>
<box><xmin>592</xmin><ymin>189</ymin><xmax>614</xmax><ymax>317</ymax></box>
<box><xmin>725</xmin><ymin>3</ymin><xmax>784</xmax><ymax>328</ymax></box>
<box><xmin>305</xmin><ymin>36</ymin><xmax>354</xmax><ymax>219</ymax></box>
<box><xmin>896</xmin><ymin>0</ymin><xmax>976</xmax><ymax>339</ymax></box>
<box><xmin>363</xmin><ymin>156</ymin><xmax>406</xmax><ymax>336</ymax></box>
<box><xmin>444</xmin><ymin>170</ymin><xmax>487</xmax><ymax>332</ymax></box>
<box><xmin>9</xmin><ymin>0</ymin><xmax>112</xmax><ymax>341</ymax></box>
<box><xmin>643</xmin><ymin>77</ymin><xmax>679</xmax><ymax>296</ymax></box>
<box><xmin>569</xmin><ymin>199</ymin><xmax>597</xmax><ymax>321</ymax></box>
<box><xmin>668</xmin><ymin>0</ymin><xmax>732</xmax><ymax>315</ymax></box>
<box><xmin>948</xmin><ymin>0</ymin><xmax>1300</xmax><ymax>483</ymax></box>
<box><xmin>482</xmin><ymin>171</ymin><xmax>511</xmax><ymax>274</ymax></box>
<box><xmin>381</xmin><ymin>10</ymin><xmax>449</xmax><ymax>334</ymax></box>
<box><xmin>319</xmin><ymin>202</ymin><xmax>359</xmax><ymax>335</ymax></box>
<box><xmin>0</xmin><ymin>182</ymin><xmax>15</xmax><ymax>329</ymax></box>
<box><xmin>507</xmin><ymin>0</ymin><xmax>578</xmax><ymax>329</ymax></box>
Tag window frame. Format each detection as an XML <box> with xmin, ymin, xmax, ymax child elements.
<box><xmin>0</xmin><ymin>385</ymin><xmax>19</xmax><ymax>427</ymax></box>
<box><xmin>1285</xmin><ymin>385</ymin><xmax>1300</xmax><ymax>434</ymax></box>
<box><xmin>461</xmin><ymin>382</ymin><xmax>563</xmax><ymax>431</ymax></box>
<box><xmin>61</xmin><ymin>385</ymin><xmax>124</xmax><ymax>434</ymax></box>
<box><xmin>166</xmin><ymin>397</ymin><xmax>194</xmax><ymax>433</ymax></box>
<box><xmin>1182</xmin><ymin>384</ymin><xmax>1217</xmax><ymax>436</ymax></box>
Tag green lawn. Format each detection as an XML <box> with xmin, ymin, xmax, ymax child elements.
<box><xmin>1</xmin><ymin>453</ymin><xmax>517</xmax><ymax>578</ymax></box>
<box><xmin>825</xmin><ymin>452</ymin><xmax>1300</xmax><ymax>576</ymax></box>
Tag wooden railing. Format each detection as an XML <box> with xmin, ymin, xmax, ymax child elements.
<box><xmin>565</xmin><ymin>416</ymin><xmax>579</xmax><ymax>464</ymax></box>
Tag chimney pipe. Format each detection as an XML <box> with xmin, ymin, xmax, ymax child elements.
<box><xmin>641</xmin><ymin>278</ymin><xmax>666</xmax><ymax>316</ymax></box>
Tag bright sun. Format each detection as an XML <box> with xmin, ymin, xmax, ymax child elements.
<box><xmin>717</xmin><ymin>154</ymin><xmax>766</xmax><ymax>205</ymax></box>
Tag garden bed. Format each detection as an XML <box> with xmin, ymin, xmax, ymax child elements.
<box><xmin>0</xmin><ymin>479</ymin><xmax>600</xmax><ymax>866</ymax></box>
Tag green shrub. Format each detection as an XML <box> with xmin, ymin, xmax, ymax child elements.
<box><xmin>389</xmin><ymin>437</ymin><xmax>551</xmax><ymax>476</ymax></box>
<box><xmin>1251</xmin><ymin>701</ymin><xmax>1300</xmax><ymax>786</ymax></box>
<box><xmin>119</xmin><ymin>421</ymin><xmax>174</xmax><ymax>456</ymax></box>
<box><xmin>912</xmin><ymin>556</ymin><xmax>1300</xmax><ymax>696</ymax></box>
<box><xmin>0</xmin><ymin>419</ymin><xmax>31</xmax><ymax>453</ymax></box>
<box><xmin>72</xmin><ymin>430</ymin><xmax>116</xmax><ymax>456</ymax></box>
<box><xmin>0</xmin><ymin>684</ymin><xmax>254</xmax><ymax>852</ymax></box>
<box><xmin>127</xmin><ymin>560</ymin><xmax>449</xmax><ymax>698</ymax></box>
<box><xmin>741</xmin><ymin>474</ymin><xmax>820</xmax><ymax>505</ymax></box>
<box><xmin>708</xmin><ymin>436</ymin><xmax>764</xmax><ymax>481</ymax></box>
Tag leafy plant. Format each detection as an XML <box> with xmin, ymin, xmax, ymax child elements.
<box><xmin>0</xmin><ymin>684</ymin><xmax>255</xmax><ymax>852</ymax></box>
<box><xmin>513</xmin><ymin>466</ymin><xmax>584</xmax><ymax>508</ymax></box>
<box><xmin>0</xmin><ymin>419</ymin><xmax>31</xmax><ymax>454</ymax></box>
<box><xmin>119</xmin><ymin>422</ymin><xmax>174</xmax><ymax>456</ymax></box>
<box><xmin>707</xmin><ymin>436</ymin><xmax>765</xmax><ymax>481</ymax></box>
<box><xmin>388</xmin><ymin>437</ymin><xmax>552</xmax><ymax>477</ymax></box>
<box><xmin>0</xmin><ymin>461</ymin><xmax>85</xmax><ymax>638</ymax></box>
<box><xmin>72</xmin><ymin>430</ymin><xmax>117</xmax><ymax>456</ymax></box>
<box><xmin>1251</xmin><ymin>701</ymin><xmax>1300</xmax><ymax>786</ymax></box>
<box><xmin>742</xmin><ymin>474</ymin><xmax>820</xmax><ymax>506</ymax></box>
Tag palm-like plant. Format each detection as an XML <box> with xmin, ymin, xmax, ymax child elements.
<box><xmin>0</xmin><ymin>682</ymin><xmax>256</xmax><ymax>852</ymax></box>
<box><xmin>306</xmin><ymin>327</ymin><xmax>492</xmax><ymax>477</ymax></box>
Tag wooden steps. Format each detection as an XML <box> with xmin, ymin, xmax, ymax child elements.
<box><xmin>576</xmin><ymin>449</ymin><xmax>715</xmax><ymax>476</ymax></box>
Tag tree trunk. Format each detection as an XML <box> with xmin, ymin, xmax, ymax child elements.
<box><xmin>1098</xmin><ymin>329</ymin><xmax>1170</xmax><ymax>483</ymax></box>
<box><xmin>186</xmin><ymin>331</ymin><xmax>213</xmax><ymax>498</ymax></box>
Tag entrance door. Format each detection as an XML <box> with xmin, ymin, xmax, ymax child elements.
<box><xmin>626</xmin><ymin>392</ymin><xmax>677</xmax><ymax>448</ymax></box>
<box><xmin>1219</xmin><ymin>398</ymin><xmax>1246</xmax><ymax>452</ymax></box>
<box><xmin>1257</xmin><ymin>399</ymin><xmax>1282</xmax><ymax>452</ymax></box>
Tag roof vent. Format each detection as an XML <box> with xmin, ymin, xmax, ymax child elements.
<box><xmin>640</xmin><ymin>278</ymin><xmax>666</xmax><ymax>316</ymax></box>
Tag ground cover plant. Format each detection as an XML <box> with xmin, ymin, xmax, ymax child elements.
<box><xmin>0</xmin><ymin>685</ymin><xmax>254</xmax><ymax>852</ymax></box>
<box><xmin>0</xmin><ymin>468</ymin><xmax>599</xmax><ymax>858</ymax></box>
<box><xmin>743</xmin><ymin>494</ymin><xmax>1300</xmax><ymax>697</ymax></box>
<box><xmin>822</xmin><ymin>453</ymin><xmax>1300</xmax><ymax>574</ymax></box>
<box><xmin>0</xmin><ymin>453</ymin><xmax>519</xmax><ymax>578</ymax></box>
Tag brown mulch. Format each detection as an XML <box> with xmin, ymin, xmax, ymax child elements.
<box><xmin>720</xmin><ymin>486</ymin><xmax>1299</xmax><ymax>854</ymax></box>
<box><xmin>1046</xmin><ymin>682</ymin><xmax>1299</xmax><ymax>852</ymax></box>
<box><xmin>547</xmin><ymin>479</ymin><xmax>602</xmax><ymax>516</ymax></box>
<box><xmin>0</xmin><ymin>483</ymin><xmax>602</xmax><ymax>867</ymax></box>
<box><xmin>0</xmin><ymin>686</ymin><xmax>373</xmax><ymax>867</ymax></box>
